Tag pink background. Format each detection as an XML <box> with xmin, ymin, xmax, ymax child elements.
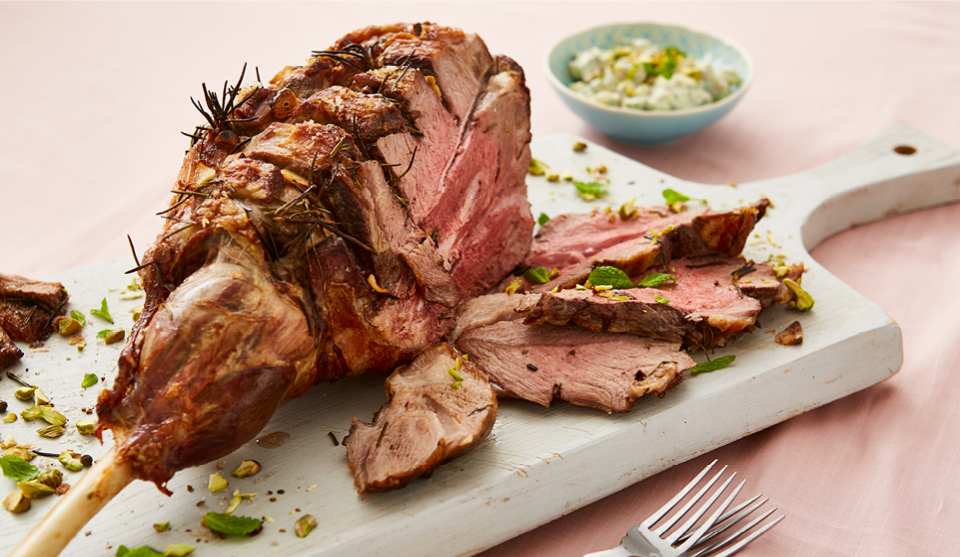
<box><xmin>3</xmin><ymin>2</ymin><xmax>960</xmax><ymax>555</ymax></box>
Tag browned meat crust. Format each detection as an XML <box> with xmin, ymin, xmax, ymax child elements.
<box><xmin>0</xmin><ymin>326</ymin><xmax>23</xmax><ymax>370</ymax></box>
<box><xmin>0</xmin><ymin>272</ymin><xmax>69</xmax><ymax>342</ymax></box>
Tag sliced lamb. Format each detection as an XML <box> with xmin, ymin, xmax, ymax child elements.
<box><xmin>523</xmin><ymin>257</ymin><xmax>781</xmax><ymax>350</ymax></box>
<box><xmin>344</xmin><ymin>343</ymin><xmax>497</xmax><ymax>493</ymax></box>
<box><xmin>0</xmin><ymin>272</ymin><xmax>69</xmax><ymax>342</ymax></box>
<box><xmin>457</xmin><ymin>321</ymin><xmax>695</xmax><ymax>413</ymax></box>
<box><xmin>520</xmin><ymin>200</ymin><xmax>770</xmax><ymax>294</ymax></box>
<box><xmin>0</xmin><ymin>327</ymin><xmax>22</xmax><ymax>370</ymax></box>
<box><xmin>447</xmin><ymin>292</ymin><xmax>532</xmax><ymax>342</ymax></box>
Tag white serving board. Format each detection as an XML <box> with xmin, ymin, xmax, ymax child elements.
<box><xmin>3</xmin><ymin>122</ymin><xmax>960</xmax><ymax>557</ymax></box>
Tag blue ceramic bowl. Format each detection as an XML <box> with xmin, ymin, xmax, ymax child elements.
<box><xmin>545</xmin><ymin>22</ymin><xmax>754</xmax><ymax>145</ymax></box>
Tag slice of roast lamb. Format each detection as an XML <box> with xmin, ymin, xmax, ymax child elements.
<box><xmin>456</xmin><ymin>321</ymin><xmax>695</xmax><ymax>413</ymax></box>
<box><xmin>523</xmin><ymin>256</ymin><xmax>782</xmax><ymax>350</ymax></box>
<box><xmin>344</xmin><ymin>343</ymin><xmax>497</xmax><ymax>493</ymax></box>
<box><xmin>0</xmin><ymin>273</ymin><xmax>69</xmax><ymax>342</ymax></box>
<box><xmin>519</xmin><ymin>200</ymin><xmax>770</xmax><ymax>294</ymax></box>
<box><xmin>0</xmin><ymin>327</ymin><xmax>23</xmax><ymax>370</ymax></box>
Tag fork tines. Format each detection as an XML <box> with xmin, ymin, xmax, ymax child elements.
<box><xmin>645</xmin><ymin>459</ymin><xmax>785</xmax><ymax>557</ymax></box>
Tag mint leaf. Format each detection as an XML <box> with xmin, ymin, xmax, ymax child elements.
<box><xmin>0</xmin><ymin>455</ymin><xmax>41</xmax><ymax>482</ymax></box>
<box><xmin>588</xmin><ymin>266</ymin><xmax>635</xmax><ymax>290</ymax></box>
<box><xmin>90</xmin><ymin>298</ymin><xmax>114</xmax><ymax>324</ymax></box>
<box><xmin>523</xmin><ymin>267</ymin><xmax>551</xmax><ymax>284</ymax></box>
<box><xmin>654</xmin><ymin>294</ymin><xmax>670</xmax><ymax>304</ymax></box>
<box><xmin>97</xmin><ymin>329</ymin><xmax>112</xmax><ymax>339</ymax></box>
<box><xmin>538</xmin><ymin>212</ymin><xmax>551</xmax><ymax>226</ymax></box>
<box><xmin>636</xmin><ymin>273</ymin><xmax>676</xmax><ymax>288</ymax></box>
<box><xmin>81</xmin><ymin>373</ymin><xmax>99</xmax><ymax>389</ymax></box>
<box><xmin>662</xmin><ymin>189</ymin><xmax>690</xmax><ymax>205</ymax></box>
<box><xmin>690</xmin><ymin>355</ymin><xmax>736</xmax><ymax>375</ymax></box>
<box><xmin>573</xmin><ymin>180</ymin><xmax>608</xmax><ymax>201</ymax></box>
<box><xmin>203</xmin><ymin>512</ymin><xmax>262</xmax><ymax>536</ymax></box>
<box><xmin>69</xmin><ymin>310</ymin><xmax>86</xmax><ymax>326</ymax></box>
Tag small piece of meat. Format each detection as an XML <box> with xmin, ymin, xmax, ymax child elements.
<box><xmin>0</xmin><ymin>326</ymin><xmax>23</xmax><ymax>370</ymax></box>
<box><xmin>775</xmin><ymin>321</ymin><xmax>803</xmax><ymax>345</ymax></box>
<box><xmin>344</xmin><ymin>343</ymin><xmax>497</xmax><ymax>493</ymax></box>
<box><xmin>457</xmin><ymin>321</ymin><xmax>694</xmax><ymax>413</ymax></box>
<box><xmin>0</xmin><ymin>273</ymin><xmax>69</xmax><ymax>342</ymax></box>
<box><xmin>523</xmin><ymin>257</ymin><xmax>781</xmax><ymax>350</ymax></box>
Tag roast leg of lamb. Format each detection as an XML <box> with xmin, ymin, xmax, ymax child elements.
<box><xmin>12</xmin><ymin>22</ymin><xmax>531</xmax><ymax>557</ymax></box>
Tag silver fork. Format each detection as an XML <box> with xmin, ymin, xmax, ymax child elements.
<box><xmin>584</xmin><ymin>460</ymin><xmax>784</xmax><ymax>557</ymax></box>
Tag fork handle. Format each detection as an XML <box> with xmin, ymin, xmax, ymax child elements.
<box><xmin>584</xmin><ymin>546</ymin><xmax>654</xmax><ymax>557</ymax></box>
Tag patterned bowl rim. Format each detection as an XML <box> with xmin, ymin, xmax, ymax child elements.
<box><xmin>543</xmin><ymin>21</ymin><xmax>755</xmax><ymax>119</ymax></box>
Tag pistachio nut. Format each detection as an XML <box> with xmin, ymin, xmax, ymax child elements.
<box><xmin>2</xmin><ymin>491</ymin><xmax>30</xmax><ymax>513</ymax></box>
<box><xmin>14</xmin><ymin>387</ymin><xmax>36</xmax><ymax>401</ymax></box>
<box><xmin>231</xmin><ymin>460</ymin><xmax>262</xmax><ymax>479</ymax></box>
<box><xmin>294</xmin><ymin>514</ymin><xmax>318</xmax><ymax>538</ymax></box>
<box><xmin>224</xmin><ymin>495</ymin><xmax>242</xmax><ymax>515</ymax></box>
<box><xmin>38</xmin><ymin>406</ymin><xmax>67</xmax><ymax>426</ymax></box>
<box><xmin>20</xmin><ymin>405</ymin><xmax>41</xmax><ymax>421</ymax></box>
<box><xmin>4</xmin><ymin>446</ymin><xmax>34</xmax><ymax>461</ymax></box>
<box><xmin>58</xmin><ymin>318</ymin><xmax>82</xmax><ymax>336</ymax></box>
<box><xmin>104</xmin><ymin>328</ymin><xmax>125</xmax><ymax>345</ymax></box>
<box><xmin>59</xmin><ymin>451</ymin><xmax>83</xmax><ymax>472</ymax></box>
<box><xmin>153</xmin><ymin>521</ymin><xmax>170</xmax><ymax>532</ymax></box>
<box><xmin>34</xmin><ymin>387</ymin><xmax>51</xmax><ymax>406</ymax></box>
<box><xmin>162</xmin><ymin>544</ymin><xmax>195</xmax><ymax>556</ymax></box>
<box><xmin>208</xmin><ymin>472</ymin><xmax>227</xmax><ymax>492</ymax></box>
<box><xmin>76</xmin><ymin>419</ymin><xmax>96</xmax><ymax>435</ymax></box>
<box><xmin>17</xmin><ymin>479</ymin><xmax>55</xmax><ymax>499</ymax></box>
<box><xmin>1</xmin><ymin>412</ymin><xmax>16</xmax><ymax>423</ymax></box>
<box><xmin>38</xmin><ymin>469</ymin><xmax>63</xmax><ymax>489</ymax></box>
<box><xmin>37</xmin><ymin>424</ymin><xmax>65</xmax><ymax>438</ymax></box>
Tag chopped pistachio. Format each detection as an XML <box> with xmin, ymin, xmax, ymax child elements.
<box><xmin>503</xmin><ymin>278</ymin><xmax>521</xmax><ymax>295</ymax></box>
<box><xmin>561</xmin><ymin>171</ymin><xmax>574</xmax><ymax>181</ymax></box>
<box><xmin>546</xmin><ymin>172</ymin><xmax>560</xmax><ymax>182</ymax></box>
<box><xmin>38</xmin><ymin>406</ymin><xmax>67</xmax><ymax>426</ymax></box>
<box><xmin>76</xmin><ymin>419</ymin><xmax>96</xmax><ymax>435</ymax></box>
<box><xmin>21</xmin><ymin>406</ymin><xmax>41</xmax><ymax>421</ymax></box>
<box><xmin>527</xmin><ymin>158</ymin><xmax>549</xmax><ymax>176</ymax></box>
<box><xmin>572</xmin><ymin>141</ymin><xmax>587</xmax><ymax>152</ymax></box>
<box><xmin>153</xmin><ymin>521</ymin><xmax>170</xmax><ymax>533</ymax></box>
<box><xmin>208</xmin><ymin>472</ymin><xmax>228</xmax><ymax>492</ymax></box>
<box><xmin>294</xmin><ymin>514</ymin><xmax>318</xmax><ymax>538</ymax></box>
<box><xmin>1</xmin><ymin>434</ymin><xmax>15</xmax><ymax>449</ymax></box>
<box><xmin>118</xmin><ymin>289</ymin><xmax>143</xmax><ymax>301</ymax></box>
<box><xmin>2</xmin><ymin>412</ymin><xmax>15</xmax><ymax>423</ymax></box>
<box><xmin>593</xmin><ymin>164</ymin><xmax>608</xmax><ymax>174</ymax></box>
<box><xmin>163</xmin><ymin>544</ymin><xmax>195</xmax><ymax>556</ymax></box>
<box><xmin>366</xmin><ymin>274</ymin><xmax>391</xmax><ymax>294</ymax></box>
<box><xmin>3</xmin><ymin>491</ymin><xmax>30</xmax><ymax>513</ymax></box>
<box><xmin>131</xmin><ymin>306</ymin><xmax>143</xmax><ymax>321</ymax></box>
<box><xmin>104</xmin><ymin>328</ymin><xmax>125</xmax><ymax>344</ymax></box>
<box><xmin>18</xmin><ymin>479</ymin><xmax>55</xmax><ymax>499</ymax></box>
<box><xmin>14</xmin><ymin>387</ymin><xmax>36</xmax><ymax>401</ymax></box>
<box><xmin>619</xmin><ymin>198</ymin><xmax>638</xmax><ymax>220</ymax></box>
<box><xmin>34</xmin><ymin>388</ymin><xmax>51</xmax><ymax>406</ymax></box>
<box><xmin>783</xmin><ymin>279</ymin><xmax>815</xmax><ymax>311</ymax></box>
<box><xmin>59</xmin><ymin>451</ymin><xmax>83</xmax><ymax>472</ymax></box>
<box><xmin>231</xmin><ymin>460</ymin><xmax>262</xmax><ymax>479</ymax></box>
<box><xmin>37</xmin><ymin>424</ymin><xmax>65</xmax><ymax>438</ymax></box>
<box><xmin>58</xmin><ymin>318</ymin><xmax>83</xmax><ymax>336</ymax></box>
<box><xmin>38</xmin><ymin>469</ymin><xmax>63</xmax><ymax>489</ymax></box>
<box><xmin>225</xmin><ymin>494</ymin><xmax>242</xmax><ymax>515</ymax></box>
<box><xmin>4</xmin><ymin>446</ymin><xmax>34</xmax><ymax>461</ymax></box>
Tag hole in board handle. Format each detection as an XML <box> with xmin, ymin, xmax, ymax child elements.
<box><xmin>894</xmin><ymin>145</ymin><xmax>917</xmax><ymax>155</ymax></box>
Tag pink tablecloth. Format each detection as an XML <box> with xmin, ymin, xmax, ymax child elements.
<box><xmin>2</xmin><ymin>2</ymin><xmax>959</xmax><ymax>556</ymax></box>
